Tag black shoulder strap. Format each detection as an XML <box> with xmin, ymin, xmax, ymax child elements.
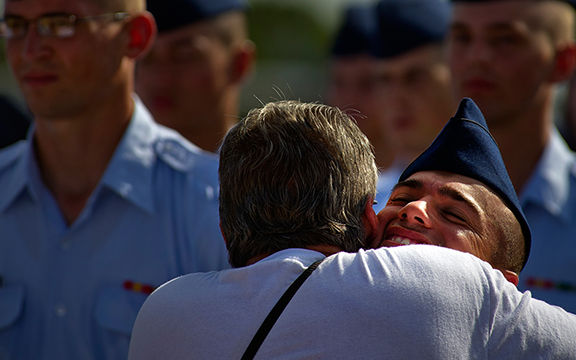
<box><xmin>240</xmin><ymin>258</ymin><xmax>324</xmax><ymax>360</ymax></box>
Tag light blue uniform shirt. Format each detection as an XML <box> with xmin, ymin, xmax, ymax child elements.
<box><xmin>519</xmin><ymin>129</ymin><xmax>576</xmax><ymax>313</ymax></box>
<box><xmin>0</xmin><ymin>98</ymin><xmax>229</xmax><ymax>359</ymax></box>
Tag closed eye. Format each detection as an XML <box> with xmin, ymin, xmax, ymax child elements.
<box><xmin>442</xmin><ymin>209</ymin><xmax>468</xmax><ymax>224</ymax></box>
<box><xmin>387</xmin><ymin>196</ymin><xmax>412</xmax><ymax>206</ymax></box>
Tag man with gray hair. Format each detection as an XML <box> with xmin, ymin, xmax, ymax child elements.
<box><xmin>129</xmin><ymin>99</ymin><xmax>576</xmax><ymax>360</ymax></box>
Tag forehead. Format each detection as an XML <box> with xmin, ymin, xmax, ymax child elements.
<box><xmin>331</xmin><ymin>55</ymin><xmax>377</xmax><ymax>74</ymax></box>
<box><xmin>403</xmin><ymin>171</ymin><xmax>502</xmax><ymax>208</ymax></box>
<box><xmin>376</xmin><ymin>44</ymin><xmax>442</xmax><ymax>74</ymax></box>
<box><xmin>4</xmin><ymin>0</ymin><xmax>101</xmax><ymax>16</ymax></box>
<box><xmin>452</xmin><ymin>0</ymin><xmax>542</xmax><ymax>30</ymax></box>
<box><xmin>154</xmin><ymin>20</ymin><xmax>221</xmax><ymax>48</ymax></box>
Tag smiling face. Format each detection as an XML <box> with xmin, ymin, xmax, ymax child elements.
<box><xmin>376</xmin><ymin>171</ymin><xmax>518</xmax><ymax>268</ymax></box>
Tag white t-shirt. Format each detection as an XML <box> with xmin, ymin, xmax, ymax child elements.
<box><xmin>129</xmin><ymin>246</ymin><xmax>576</xmax><ymax>359</ymax></box>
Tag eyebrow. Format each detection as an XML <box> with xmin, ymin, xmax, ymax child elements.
<box><xmin>390</xmin><ymin>178</ymin><xmax>423</xmax><ymax>195</ymax></box>
<box><xmin>392</xmin><ymin>178</ymin><xmax>481</xmax><ymax>217</ymax></box>
<box><xmin>437</xmin><ymin>185</ymin><xmax>481</xmax><ymax>217</ymax></box>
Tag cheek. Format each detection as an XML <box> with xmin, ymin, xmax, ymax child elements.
<box><xmin>355</xmin><ymin>90</ymin><xmax>381</xmax><ymax>113</ymax></box>
<box><xmin>376</xmin><ymin>207</ymin><xmax>399</xmax><ymax>225</ymax></box>
<box><xmin>182</xmin><ymin>57</ymin><xmax>229</xmax><ymax>90</ymax></box>
<box><xmin>496</xmin><ymin>58</ymin><xmax>529</xmax><ymax>83</ymax></box>
<box><xmin>5</xmin><ymin>42</ymin><xmax>22</xmax><ymax>65</ymax></box>
<box><xmin>492</xmin><ymin>45</ymin><xmax>552</xmax><ymax>83</ymax></box>
<box><xmin>75</xmin><ymin>41</ymin><xmax>121</xmax><ymax>82</ymax></box>
<box><xmin>170</xmin><ymin>65</ymin><xmax>214</xmax><ymax>93</ymax></box>
<box><xmin>443</xmin><ymin>228</ymin><xmax>493</xmax><ymax>263</ymax></box>
<box><xmin>441</xmin><ymin>229</ymin><xmax>478</xmax><ymax>254</ymax></box>
<box><xmin>447</xmin><ymin>47</ymin><xmax>467</xmax><ymax>75</ymax></box>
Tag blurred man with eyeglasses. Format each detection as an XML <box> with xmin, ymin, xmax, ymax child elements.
<box><xmin>0</xmin><ymin>0</ymin><xmax>229</xmax><ymax>359</ymax></box>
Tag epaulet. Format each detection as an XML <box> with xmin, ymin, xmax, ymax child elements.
<box><xmin>0</xmin><ymin>141</ymin><xmax>27</xmax><ymax>172</ymax></box>
<box><xmin>154</xmin><ymin>138</ymin><xmax>218</xmax><ymax>173</ymax></box>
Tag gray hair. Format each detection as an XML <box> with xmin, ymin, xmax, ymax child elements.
<box><xmin>219</xmin><ymin>100</ymin><xmax>378</xmax><ymax>267</ymax></box>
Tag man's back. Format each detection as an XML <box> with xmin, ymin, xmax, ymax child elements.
<box><xmin>129</xmin><ymin>245</ymin><xmax>576</xmax><ymax>359</ymax></box>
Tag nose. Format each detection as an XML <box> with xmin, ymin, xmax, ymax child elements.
<box><xmin>398</xmin><ymin>200</ymin><xmax>432</xmax><ymax>228</ymax></box>
<box><xmin>464</xmin><ymin>38</ymin><xmax>492</xmax><ymax>66</ymax></box>
<box><xmin>22</xmin><ymin>23</ymin><xmax>51</xmax><ymax>61</ymax></box>
<box><xmin>384</xmin><ymin>79</ymin><xmax>409</xmax><ymax>98</ymax></box>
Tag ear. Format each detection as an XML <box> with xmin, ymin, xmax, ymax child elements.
<box><xmin>229</xmin><ymin>40</ymin><xmax>256</xmax><ymax>85</ymax></box>
<box><xmin>549</xmin><ymin>41</ymin><xmax>576</xmax><ymax>83</ymax></box>
<box><xmin>362</xmin><ymin>196</ymin><xmax>379</xmax><ymax>247</ymax></box>
<box><xmin>125</xmin><ymin>11</ymin><xmax>157</xmax><ymax>60</ymax></box>
<box><xmin>498</xmin><ymin>269</ymin><xmax>519</xmax><ymax>286</ymax></box>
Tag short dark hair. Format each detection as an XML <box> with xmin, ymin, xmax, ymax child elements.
<box><xmin>489</xmin><ymin>203</ymin><xmax>526</xmax><ymax>274</ymax></box>
<box><xmin>219</xmin><ymin>100</ymin><xmax>377</xmax><ymax>267</ymax></box>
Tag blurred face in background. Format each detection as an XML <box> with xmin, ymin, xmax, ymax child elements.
<box><xmin>447</xmin><ymin>0</ymin><xmax>561</xmax><ymax>126</ymax></box>
<box><xmin>327</xmin><ymin>54</ymin><xmax>387</xmax><ymax>144</ymax></box>
<box><xmin>374</xmin><ymin>44</ymin><xmax>455</xmax><ymax>158</ymax></box>
<box><xmin>136</xmin><ymin>18</ymin><xmax>235</xmax><ymax>131</ymax></box>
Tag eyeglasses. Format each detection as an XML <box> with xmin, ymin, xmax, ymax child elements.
<box><xmin>0</xmin><ymin>12</ymin><xmax>131</xmax><ymax>39</ymax></box>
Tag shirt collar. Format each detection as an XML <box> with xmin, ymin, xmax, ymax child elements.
<box><xmin>254</xmin><ymin>248</ymin><xmax>328</xmax><ymax>267</ymax></box>
<box><xmin>0</xmin><ymin>96</ymin><xmax>159</xmax><ymax>215</ymax></box>
<box><xmin>520</xmin><ymin>129</ymin><xmax>575</xmax><ymax>221</ymax></box>
<box><xmin>99</xmin><ymin>96</ymin><xmax>157</xmax><ymax>214</ymax></box>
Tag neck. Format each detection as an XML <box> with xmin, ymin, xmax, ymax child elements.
<box><xmin>244</xmin><ymin>244</ymin><xmax>343</xmax><ymax>266</ymax></box>
<box><xmin>182</xmin><ymin>91</ymin><xmax>240</xmax><ymax>153</ymax></box>
<box><xmin>488</xmin><ymin>100</ymin><xmax>552</xmax><ymax>194</ymax></box>
<box><xmin>181</xmin><ymin>114</ymin><xmax>237</xmax><ymax>153</ymax></box>
<box><xmin>34</xmin><ymin>92</ymin><xmax>134</xmax><ymax>225</ymax></box>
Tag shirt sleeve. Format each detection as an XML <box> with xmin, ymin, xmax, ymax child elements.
<box><xmin>485</xmin><ymin>265</ymin><xmax>576</xmax><ymax>358</ymax></box>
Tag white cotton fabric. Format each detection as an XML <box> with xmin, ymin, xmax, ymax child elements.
<box><xmin>129</xmin><ymin>245</ymin><xmax>576</xmax><ymax>359</ymax></box>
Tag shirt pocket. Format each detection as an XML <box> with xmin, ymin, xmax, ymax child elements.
<box><xmin>94</xmin><ymin>286</ymin><xmax>149</xmax><ymax>336</ymax></box>
<box><xmin>0</xmin><ymin>285</ymin><xmax>25</xmax><ymax>331</ymax></box>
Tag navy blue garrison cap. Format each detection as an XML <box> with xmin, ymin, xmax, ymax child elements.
<box><xmin>331</xmin><ymin>5</ymin><xmax>378</xmax><ymax>57</ymax></box>
<box><xmin>372</xmin><ymin>0</ymin><xmax>451</xmax><ymax>59</ymax></box>
<box><xmin>399</xmin><ymin>98</ymin><xmax>532</xmax><ymax>269</ymax></box>
<box><xmin>148</xmin><ymin>0</ymin><xmax>248</xmax><ymax>33</ymax></box>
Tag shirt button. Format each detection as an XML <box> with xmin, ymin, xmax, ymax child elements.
<box><xmin>55</xmin><ymin>304</ymin><xmax>67</xmax><ymax>317</ymax></box>
<box><xmin>119</xmin><ymin>182</ymin><xmax>133</xmax><ymax>196</ymax></box>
